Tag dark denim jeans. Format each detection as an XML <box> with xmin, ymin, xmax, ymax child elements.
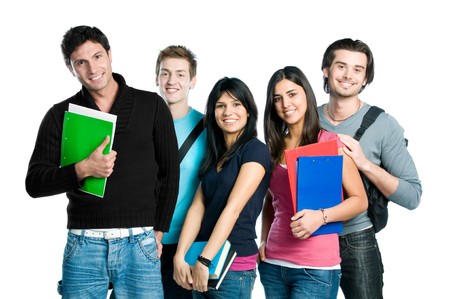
<box><xmin>339</xmin><ymin>227</ymin><xmax>384</xmax><ymax>299</ymax></box>
<box><xmin>161</xmin><ymin>243</ymin><xmax>193</xmax><ymax>299</ymax></box>
<box><xmin>258</xmin><ymin>262</ymin><xmax>340</xmax><ymax>299</ymax></box>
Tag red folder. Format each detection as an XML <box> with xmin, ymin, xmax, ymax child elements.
<box><xmin>284</xmin><ymin>139</ymin><xmax>338</xmax><ymax>212</ymax></box>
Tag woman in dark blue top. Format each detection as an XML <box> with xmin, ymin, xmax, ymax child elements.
<box><xmin>173</xmin><ymin>77</ymin><xmax>271</xmax><ymax>298</ymax></box>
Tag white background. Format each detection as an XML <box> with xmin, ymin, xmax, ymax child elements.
<box><xmin>1</xmin><ymin>1</ymin><xmax>447</xmax><ymax>298</ymax></box>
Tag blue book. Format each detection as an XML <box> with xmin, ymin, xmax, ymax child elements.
<box><xmin>185</xmin><ymin>240</ymin><xmax>237</xmax><ymax>289</ymax></box>
<box><xmin>296</xmin><ymin>155</ymin><xmax>343</xmax><ymax>236</ymax></box>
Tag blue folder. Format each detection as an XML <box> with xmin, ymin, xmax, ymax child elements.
<box><xmin>296</xmin><ymin>155</ymin><xmax>343</xmax><ymax>236</ymax></box>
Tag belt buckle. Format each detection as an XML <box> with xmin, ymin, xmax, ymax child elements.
<box><xmin>101</xmin><ymin>228</ymin><xmax>145</xmax><ymax>240</ymax></box>
<box><xmin>103</xmin><ymin>231</ymin><xmax>111</xmax><ymax>239</ymax></box>
<box><xmin>104</xmin><ymin>228</ymin><xmax>126</xmax><ymax>240</ymax></box>
<box><xmin>111</xmin><ymin>229</ymin><xmax>121</xmax><ymax>240</ymax></box>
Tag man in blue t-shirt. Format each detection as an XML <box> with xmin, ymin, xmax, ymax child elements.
<box><xmin>155</xmin><ymin>45</ymin><xmax>207</xmax><ymax>299</ymax></box>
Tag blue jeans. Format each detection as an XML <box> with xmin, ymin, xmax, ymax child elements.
<box><xmin>58</xmin><ymin>229</ymin><xmax>163</xmax><ymax>299</ymax></box>
<box><xmin>161</xmin><ymin>243</ymin><xmax>193</xmax><ymax>298</ymax></box>
<box><xmin>339</xmin><ymin>227</ymin><xmax>384</xmax><ymax>299</ymax></box>
<box><xmin>258</xmin><ymin>262</ymin><xmax>340</xmax><ymax>299</ymax></box>
<box><xmin>193</xmin><ymin>269</ymin><xmax>256</xmax><ymax>299</ymax></box>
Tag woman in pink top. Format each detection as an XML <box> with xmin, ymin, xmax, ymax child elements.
<box><xmin>258</xmin><ymin>66</ymin><xmax>367</xmax><ymax>299</ymax></box>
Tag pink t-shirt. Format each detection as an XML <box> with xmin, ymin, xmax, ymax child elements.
<box><xmin>264</xmin><ymin>130</ymin><xmax>343</xmax><ymax>267</ymax></box>
<box><xmin>229</xmin><ymin>253</ymin><xmax>258</xmax><ymax>271</ymax></box>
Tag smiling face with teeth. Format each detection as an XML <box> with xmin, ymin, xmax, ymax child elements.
<box><xmin>273</xmin><ymin>79</ymin><xmax>307</xmax><ymax>127</ymax></box>
<box><xmin>215</xmin><ymin>92</ymin><xmax>249</xmax><ymax>143</ymax></box>
<box><xmin>323</xmin><ymin>49</ymin><xmax>368</xmax><ymax>99</ymax></box>
<box><xmin>67</xmin><ymin>40</ymin><xmax>114</xmax><ymax>94</ymax></box>
<box><xmin>156</xmin><ymin>57</ymin><xmax>196</xmax><ymax>108</ymax></box>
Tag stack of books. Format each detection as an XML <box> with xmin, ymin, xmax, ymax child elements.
<box><xmin>185</xmin><ymin>240</ymin><xmax>236</xmax><ymax>290</ymax></box>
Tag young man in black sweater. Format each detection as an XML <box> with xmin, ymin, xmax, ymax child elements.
<box><xmin>25</xmin><ymin>25</ymin><xmax>179</xmax><ymax>298</ymax></box>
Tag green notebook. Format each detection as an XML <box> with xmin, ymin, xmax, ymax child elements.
<box><xmin>60</xmin><ymin>104</ymin><xmax>117</xmax><ymax>198</ymax></box>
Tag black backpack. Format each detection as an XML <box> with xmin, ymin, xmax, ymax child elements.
<box><xmin>354</xmin><ymin>106</ymin><xmax>390</xmax><ymax>233</ymax></box>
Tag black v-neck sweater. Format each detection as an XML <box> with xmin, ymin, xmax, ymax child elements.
<box><xmin>26</xmin><ymin>73</ymin><xmax>179</xmax><ymax>231</ymax></box>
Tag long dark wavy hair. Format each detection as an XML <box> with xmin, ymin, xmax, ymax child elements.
<box><xmin>200</xmin><ymin>77</ymin><xmax>258</xmax><ymax>176</ymax></box>
<box><xmin>263</xmin><ymin>66</ymin><xmax>321</xmax><ymax>166</ymax></box>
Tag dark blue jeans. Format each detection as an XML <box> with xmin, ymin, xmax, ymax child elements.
<box><xmin>339</xmin><ymin>227</ymin><xmax>384</xmax><ymax>299</ymax></box>
<box><xmin>161</xmin><ymin>243</ymin><xmax>193</xmax><ymax>299</ymax></box>
<box><xmin>258</xmin><ymin>262</ymin><xmax>340</xmax><ymax>299</ymax></box>
<box><xmin>193</xmin><ymin>269</ymin><xmax>256</xmax><ymax>299</ymax></box>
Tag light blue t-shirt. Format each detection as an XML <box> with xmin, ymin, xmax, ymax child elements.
<box><xmin>162</xmin><ymin>108</ymin><xmax>206</xmax><ymax>244</ymax></box>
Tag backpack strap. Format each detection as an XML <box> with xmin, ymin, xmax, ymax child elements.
<box><xmin>179</xmin><ymin>118</ymin><xmax>205</xmax><ymax>163</ymax></box>
<box><xmin>353</xmin><ymin>106</ymin><xmax>384</xmax><ymax>141</ymax></box>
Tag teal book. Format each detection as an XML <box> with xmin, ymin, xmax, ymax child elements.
<box><xmin>60</xmin><ymin>104</ymin><xmax>117</xmax><ymax>198</ymax></box>
<box><xmin>185</xmin><ymin>240</ymin><xmax>236</xmax><ymax>289</ymax></box>
<box><xmin>208</xmin><ymin>248</ymin><xmax>237</xmax><ymax>290</ymax></box>
<box><xmin>296</xmin><ymin>155</ymin><xmax>343</xmax><ymax>236</ymax></box>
